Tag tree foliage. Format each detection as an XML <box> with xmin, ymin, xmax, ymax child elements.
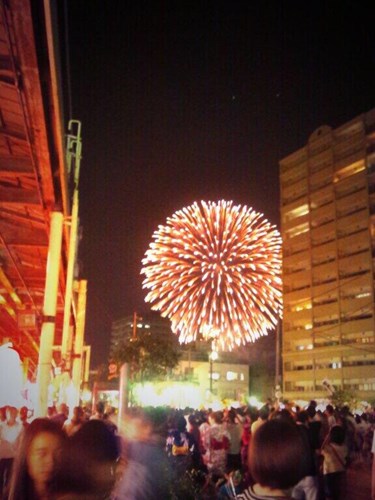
<box><xmin>329</xmin><ymin>388</ymin><xmax>357</xmax><ymax>410</ymax></box>
<box><xmin>111</xmin><ymin>330</ymin><xmax>181</xmax><ymax>382</ymax></box>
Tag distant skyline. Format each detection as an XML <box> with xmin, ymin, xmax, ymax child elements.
<box><xmin>66</xmin><ymin>1</ymin><xmax>375</xmax><ymax>365</ymax></box>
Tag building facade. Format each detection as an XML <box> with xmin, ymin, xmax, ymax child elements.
<box><xmin>280</xmin><ymin>108</ymin><xmax>375</xmax><ymax>402</ymax></box>
<box><xmin>109</xmin><ymin>312</ymin><xmax>249</xmax><ymax>404</ymax></box>
<box><xmin>109</xmin><ymin>312</ymin><xmax>172</xmax><ymax>358</ymax></box>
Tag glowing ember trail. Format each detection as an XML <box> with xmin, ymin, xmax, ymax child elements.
<box><xmin>141</xmin><ymin>200</ymin><xmax>282</xmax><ymax>350</ymax></box>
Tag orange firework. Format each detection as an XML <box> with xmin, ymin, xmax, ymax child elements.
<box><xmin>141</xmin><ymin>200</ymin><xmax>282</xmax><ymax>350</ymax></box>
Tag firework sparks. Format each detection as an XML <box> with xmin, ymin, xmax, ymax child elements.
<box><xmin>141</xmin><ymin>200</ymin><xmax>282</xmax><ymax>350</ymax></box>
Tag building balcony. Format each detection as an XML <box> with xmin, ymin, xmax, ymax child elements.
<box><xmin>342</xmin><ymin>364</ymin><xmax>375</xmax><ymax>379</ymax></box>
<box><xmin>280</xmin><ymin>161</ymin><xmax>308</xmax><ymax>187</ymax></box>
<box><xmin>283</xmin><ymin>249</ymin><xmax>310</xmax><ymax>273</ymax></box>
<box><xmin>310</xmin><ymin>185</ymin><xmax>334</xmax><ymax>209</ymax></box>
<box><xmin>311</xmin><ymin>221</ymin><xmax>336</xmax><ymax>246</ymax></box>
<box><xmin>308</xmin><ymin>149</ymin><xmax>333</xmax><ymax>173</ymax></box>
<box><xmin>338</xmin><ymin>230</ymin><xmax>371</xmax><ymax>258</ymax></box>
<box><xmin>337</xmin><ymin>209</ymin><xmax>369</xmax><ymax>238</ymax></box>
<box><xmin>334</xmin><ymin>169</ymin><xmax>366</xmax><ymax>199</ymax></box>
<box><xmin>283</xmin><ymin>235</ymin><xmax>310</xmax><ymax>257</ymax></box>
<box><xmin>310</xmin><ymin>202</ymin><xmax>335</xmax><ymax>228</ymax></box>
<box><xmin>283</xmin><ymin>369</ymin><xmax>314</xmax><ymax>382</ymax></box>
<box><xmin>312</xmin><ymin>261</ymin><xmax>338</xmax><ymax>285</ymax></box>
<box><xmin>309</xmin><ymin>166</ymin><xmax>333</xmax><ymax>192</ymax></box>
<box><xmin>336</xmin><ymin>187</ymin><xmax>368</xmax><ymax>218</ymax></box>
<box><xmin>282</xmin><ymin>178</ymin><xmax>308</xmax><ymax>206</ymax></box>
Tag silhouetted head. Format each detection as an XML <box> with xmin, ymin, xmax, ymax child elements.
<box><xmin>249</xmin><ymin>419</ymin><xmax>309</xmax><ymax>490</ymax></box>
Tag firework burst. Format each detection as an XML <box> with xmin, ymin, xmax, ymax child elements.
<box><xmin>141</xmin><ymin>200</ymin><xmax>282</xmax><ymax>350</ymax></box>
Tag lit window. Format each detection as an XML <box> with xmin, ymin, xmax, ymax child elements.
<box><xmin>226</xmin><ymin>371</ymin><xmax>238</xmax><ymax>381</ymax></box>
<box><xmin>333</xmin><ymin>160</ymin><xmax>365</xmax><ymax>183</ymax></box>
<box><xmin>209</xmin><ymin>372</ymin><xmax>220</xmax><ymax>380</ymax></box>
<box><xmin>285</xmin><ymin>223</ymin><xmax>309</xmax><ymax>238</ymax></box>
<box><xmin>293</xmin><ymin>302</ymin><xmax>312</xmax><ymax>312</ymax></box>
<box><xmin>285</xmin><ymin>204</ymin><xmax>309</xmax><ymax>222</ymax></box>
<box><xmin>355</xmin><ymin>292</ymin><xmax>370</xmax><ymax>299</ymax></box>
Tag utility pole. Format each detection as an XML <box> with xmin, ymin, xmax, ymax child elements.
<box><xmin>36</xmin><ymin>212</ymin><xmax>63</xmax><ymax>416</ymax></box>
<box><xmin>132</xmin><ymin>311</ymin><xmax>138</xmax><ymax>340</ymax></box>
<box><xmin>61</xmin><ymin>120</ymin><xmax>82</xmax><ymax>370</ymax></box>
<box><xmin>275</xmin><ymin>316</ymin><xmax>282</xmax><ymax>402</ymax></box>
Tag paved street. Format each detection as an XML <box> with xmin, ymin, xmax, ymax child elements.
<box><xmin>345</xmin><ymin>461</ymin><xmax>372</xmax><ymax>500</ymax></box>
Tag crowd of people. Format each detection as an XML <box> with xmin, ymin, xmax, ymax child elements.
<box><xmin>0</xmin><ymin>399</ymin><xmax>373</xmax><ymax>499</ymax></box>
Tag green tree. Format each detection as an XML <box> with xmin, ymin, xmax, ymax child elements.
<box><xmin>330</xmin><ymin>388</ymin><xmax>357</xmax><ymax>410</ymax></box>
<box><xmin>111</xmin><ymin>330</ymin><xmax>181</xmax><ymax>382</ymax></box>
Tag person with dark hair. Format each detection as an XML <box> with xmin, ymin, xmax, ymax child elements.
<box><xmin>320</xmin><ymin>425</ymin><xmax>348</xmax><ymax>500</ymax></box>
<box><xmin>225</xmin><ymin>408</ymin><xmax>242</xmax><ymax>473</ymax></box>
<box><xmin>237</xmin><ymin>419</ymin><xmax>310</xmax><ymax>500</ymax></box>
<box><xmin>188</xmin><ymin>413</ymin><xmax>204</xmax><ymax>470</ymax></box>
<box><xmin>50</xmin><ymin>419</ymin><xmax>121</xmax><ymax>499</ymax></box>
<box><xmin>306</xmin><ymin>405</ymin><xmax>322</xmax><ymax>451</ymax></box>
<box><xmin>6</xmin><ymin>418</ymin><xmax>66</xmax><ymax>500</ymax></box>
<box><xmin>90</xmin><ymin>401</ymin><xmax>105</xmax><ymax>420</ymax></box>
<box><xmin>202</xmin><ymin>411</ymin><xmax>231</xmax><ymax>482</ymax></box>
<box><xmin>19</xmin><ymin>407</ymin><xmax>30</xmax><ymax>429</ymax></box>
<box><xmin>50</xmin><ymin>404</ymin><xmax>69</xmax><ymax>429</ymax></box>
<box><xmin>250</xmin><ymin>405</ymin><xmax>269</xmax><ymax>435</ymax></box>
<box><xmin>62</xmin><ymin>406</ymin><xmax>85</xmax><ymax>437</ymax></box>
<box><xmin>291</xmin><ymin>411</ymin><xmax>319</xmax><ymax>500</ymax></box>
<box><xmin>325</xmin><ymin>405</ymin><xmax>336</xmax><ymax>428</ymax></box>
<box><xmin>166</xmin><ymin>414</ymin><xmax>195</xmax><ymax>474</ymax></box>
<box><xmin>270</xmin><ymin>407</ymin><xmax>295</xmax><ymax>424</ymax></box>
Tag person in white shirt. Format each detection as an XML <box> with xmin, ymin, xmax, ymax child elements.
<box><xmin>0</xmin><ymin>406</ymin><xmax>23</xmax><ymax>496</ymax></box>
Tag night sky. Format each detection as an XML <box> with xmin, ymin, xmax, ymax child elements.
<box><xmin>66</xmin><ymin>1</ymin><xmax>375</xmax><ymax>366</ymax></box>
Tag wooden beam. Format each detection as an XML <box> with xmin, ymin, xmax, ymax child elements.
<box><xmin>0</xmin><ymin>157</ymin><xmax>33</xmax><ymax>174</ymax></box>
<box><xmin>0</xmin><ymin>219</ymin><xmax>47</xmax><ymax>245</ymax></box>
<box><xmin>0</xmin><ymin>186</ymin><xmax>40</xmax><ymax>205</ymax></box>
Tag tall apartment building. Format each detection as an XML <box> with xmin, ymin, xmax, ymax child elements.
<box><xmin>280</xmin><ymin>108</ymin><xmax>375</xmax><ymax>402</ymax></box>
<box><xmin>109</xmin><ymin>312</ymin><xmax>173</xmax><ymax>358</ymax></box>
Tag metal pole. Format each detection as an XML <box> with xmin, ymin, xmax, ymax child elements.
<box><xmin>275</xmin><ymin>316</ymin><xmax>282</xmax><ymax>402</ymax></box>
<box><xmin>275</xmin><ymin>316</ymin><xmax>280</xmax><ymax>386</ymax></box>
<box><xmin>61</xmin><ymin>190</ymin><xmax>79</xmax><ymax>365</ymax></box>
<box><xmin>132</xmin><ymin>311</ymin><xmax>137</xmax><ymax>339</ymax></box>
<box><xmin>36</xmin><ymin>211</ymin><xmax>64</xmax><ymax>417</ymax></box>
<box><xmin>62</xmin><ymin>119</ymin><xmax>82</xmax><ymax>369</ymax></box>
<box><xmin>209</xmin><ymin>340</ymin><xmax>213</xmax><ymax>393</ymax></box>
<box><xmin>118</xmin><ymin>363</ymin><xmax>129</xmax><ymax>428</ymax></box>
<box><xmin>83</xmin><ymin>345</ymin><xmax>91</xmax><ymax>384</ymax></box>
<box><xmin>72</xmin><ymin>279</ymin><xmax>87</xmax><ymax>405</ymax></box>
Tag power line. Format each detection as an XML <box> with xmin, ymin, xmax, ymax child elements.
<box><xmin>63</xmin><ymin>0</ymin><xmax>73</xmax><ymax>121</ymax></box>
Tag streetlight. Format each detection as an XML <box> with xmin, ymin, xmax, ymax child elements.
<box><xmin>209</xmin><ymin>340</ymin><xmax>218</xmax><ymax>394</ymax></box>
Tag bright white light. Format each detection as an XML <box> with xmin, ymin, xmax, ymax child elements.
<box><xmin>132</xmin><ymin>381</ymin><xmax>203</xmax><ymax>409</ymax></box>
<box><xmin>226</xmin><ymin>371</ymin><xmax>238</xmax><ymax>381</ymax></box>
<box><xmin>248</xmin><ymin>396</ymin><xmax>263</xmax><ymax>409</ymax></box>
<box><xmin>210</xmin><ymin>351</ymin><xmax>219</xmax><ymax>361</ymax></box>
<box><xmin>0</xmin><ymin>343</ymin><xmax>24</xmax><ymax>407</ymax></box>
